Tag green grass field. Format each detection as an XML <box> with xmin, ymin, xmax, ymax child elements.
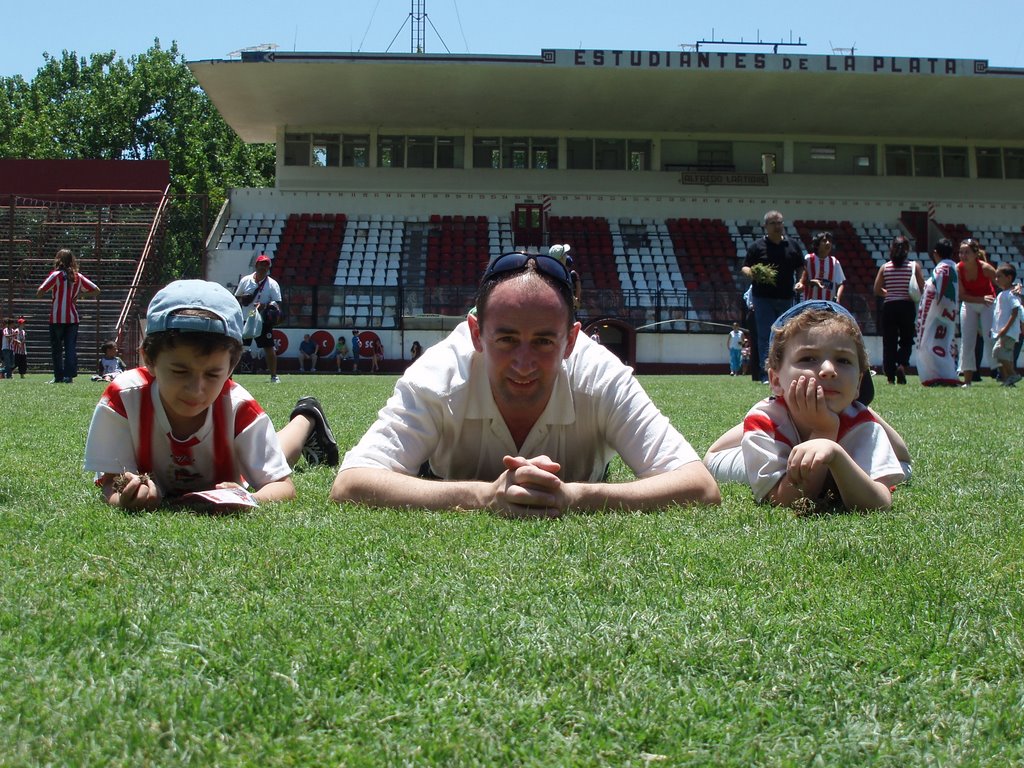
<box><xmin>1</xmin><ymin>372</ymin><xmax>1022</xmax><ymax>766</ymax></box>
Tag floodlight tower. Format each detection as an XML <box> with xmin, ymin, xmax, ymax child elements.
<box><xmin>412</xmin><ymin>0</ymin><xmax>426</xmax><ymax>54</ymax></box>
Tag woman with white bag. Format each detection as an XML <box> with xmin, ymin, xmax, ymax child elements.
<box><xmin>874</xmin><ymin>236</ymin><xmax>924</xmax><ymax>384</ymax></box>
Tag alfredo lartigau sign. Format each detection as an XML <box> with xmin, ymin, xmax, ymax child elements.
<box><xmin>541</xmin><ymin>49</ymin><xmax>1017</xmax><ymax>77</ymax></box>
<box><xmin>680</xmin><ymin>172</ymin><xmax>769</xmax><ymax>186</ymax></box>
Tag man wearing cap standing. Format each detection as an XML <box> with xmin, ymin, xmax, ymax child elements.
<box><xmin>235</xmin><ymin>254</ymin><xmax>283</xmax><ymax>383</ymax></box>
<box><xmin>331</xmin><ymin>250</ymin><xmax>719</xmax><ymax>517</ymax></box>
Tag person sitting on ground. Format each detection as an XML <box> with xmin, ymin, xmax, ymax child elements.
<box><xmin>84</xmin><ymin>280</ymin><xmax>339</xmax><ymax>510</ymax></box>
<box><xmin>298</xmin><ymin>334</ymin><xmax>318</xmax><ymax>373</ymax></box>
<box><xmin>703</xmin><ymin>300</ymin><xmax>909</xmax><ymax>511</ymax></box>
<box><xmin>370</xmin><ymin>337</ymin><xmax>383</xmax><ymax>373</ymax></box>
<box><xmin>991</xmin><ymin>263</ymin><xmax>1022</xmax><ymax>387</ymax></box>
<box><xmin>94</xmin><ymin>340</ymin><xmax>127</xmax><ymax>382</ymax></box>
<box><xmin>335</xmin><ymin>335</ymin><xmax>350</xmax><ymax>372</ymax></box>
<box><xmin>331</xmin><ymin>249</ymin><xmax>720</xmax><ymax>517</ymax></box>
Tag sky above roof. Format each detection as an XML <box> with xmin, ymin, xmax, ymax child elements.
<box><xmin>4</xmin><ymin>0</ymin><xmax>1022</xmax><ymax>80</ymax></box>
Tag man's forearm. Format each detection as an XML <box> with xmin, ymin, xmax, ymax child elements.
<box><xmin>331</xmin><ymin>467</ymin><xmax>492</xmax><ymax>511</ymax></box>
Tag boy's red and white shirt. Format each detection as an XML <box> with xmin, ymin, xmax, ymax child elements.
<box><xmin>83</xmin><ymin>367</ymin><xmax>290</xmax><ymax>495</ymax></box>
<box><xmin>741</xmin><ymin>397</ymin><xmax>906</xmax><ymax>501</ymax></box>
<box><xmin>801</xmin><ymin>254</ymin><xmax>845</xmax><ymax>301</ymax></box>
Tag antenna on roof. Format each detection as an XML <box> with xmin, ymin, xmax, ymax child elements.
<box><xmin>829</xmin><ymin>41</ymin><xmax>857</xmax><ymax>56</ymax></box>
<box><xmin>226</xmin><ymin>43</ymin><xmax>279</xmax><ymax>59</ymax></box>
<box><xmin>688</xmin><ymin>29</ymin><xmax>807</xmax><ymax>54</ymax></box>
<box><xmin>386</xmin><ymin>1</ymin><xmax>452</xmax><ymax>54</ymax></box>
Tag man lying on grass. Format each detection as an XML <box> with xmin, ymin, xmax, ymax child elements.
<box><xmin>704</xmin><ymin>300</ymin><xmax>909</xmax><ymax>511</ymax></box>
<box><xmin>84</xmin><ymin>280</ymin><xmax>338</xmax><ymax>509</ymax></box>
<box><xmin>331</xmin><ymin>250</ymin><xmax>720</xmax><ymax>517</ymax></box>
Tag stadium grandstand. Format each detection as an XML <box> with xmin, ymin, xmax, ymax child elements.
<box><xmin>0</xmin><ymin>159</ymin><xmax>173</xmax><ymax>370</ymax></box>
<box><xmin>187</xmin><ymin>47</ymin><xmax>1024</xmax><ymax>372</ymax></box>
<box><xmin>5</xmin><ymin>47</ymin><xmax>1023</xmax><ymax>374</ymax></box>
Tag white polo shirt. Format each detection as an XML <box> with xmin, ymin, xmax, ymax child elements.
<box><xmin>340</xmin><ymin>323</ymin><xmax>700</xmax><ymax>482</ymax></box>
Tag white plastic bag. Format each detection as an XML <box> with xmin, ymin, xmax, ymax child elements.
<box><xmin>243</xmin><ymin>308</ymin><xmax>263</xmax><ymax>339</ymax></box>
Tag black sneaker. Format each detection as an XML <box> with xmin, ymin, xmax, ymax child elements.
<box><xmin>290</xmin><ymin>396</ymin><xmax>339</xmax><ymax>467</ymax></box>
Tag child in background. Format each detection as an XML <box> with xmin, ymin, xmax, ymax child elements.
<box><xmin>84</xmin><ymin>280</ymin><xmax>339</xmax><ymax>509</ymax></box>
<box><xmin>10</xmin><ymin>318</ymin><xmax>27</xmax><ymax>378</ymax></box>
<box><xmin>795</xmin><ymin>231</ymin><xmax>846</xmax><ymax>303</ymax></box>
<box><xmin>740</xmin><ymin>336</ymin><xmax>751</xmax><ymax>377</ymax></box>
<box><xmin>704</xmin><ymin>300</ymin><xmax>908</xmax><ymax>511</ymax></box>
<box><xmin>1</xmin><ymin>316</ymin><xmax>14</xmax><ymax>378</ymax></box>
<box><xmin>334</xmin><ymin>335</ymin><xmax>350</xmax><ymax>372</ymax></box>
<box><xmin>351</xmin><ymin>330</ymin><xmax>361</xmax><ymax>373</ymax></box>
<box><xmin>727</xmin><ymin>322</ymin><xmax>744</xmax><ymax>376</ymax></box>
<box><xmin>94</xmin><ymin>340</ymin><xmax>127</xmax><ymax>382</ymax></box>
<box><xmin>991</xmin><ymin>263</ymin><xmax>1022</xmax><ymax>387</ymax></box>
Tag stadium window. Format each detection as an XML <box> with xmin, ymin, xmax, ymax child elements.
<box><xmin>697</xmin><ymin>141</ymin><xmax>733</xmax><ymax>170</ymax></box>
<box><xmin>436</xmin><ymin>136</ymin><xmax>464</xmax><ymax>168</ymax></box>
<box><xmin>473</xmin><ymin>137</ymin><xmax>501</xmax><ymax>169</ymax></box>
<box><xmin>628</xmin><ymin>140</ymin><xmax>652</xmax><ymax>171</ymax></box>
<box><xmin>532</xmin><ymin>138</ymin><xmax>557</xmax><ymax>169</ymax></box>
<box><xmin>941</xmin><ymin>147</ymin><xmax>968</xmax><ymax>178</ymax></box>
<box><xmin>502</xmin><ymin>138</ymin><xmax>530</xmax><ymax>169</ymax></box>
<box><xmin>343</xmin><ymin>135</ymin><xmax>369</xmax><ymax>167</ymax></box>
<box><xmin>407</xmin><ymin>136</ymin><xmax>435</xmax><ymax>168</ymax></box>
<box><xmin>885</xmin><ymin>145</ymin><xmax>912</xmax><ymax>176</ymax></box>
<box><xmin>913</xmin><ymin>146</ymin><xmax>941</xmax><ymax>177</ymax></box>
<box><xmin>976</xmin><ymin>147</ymin><xmax>1003</xmax><ymax>179</ymax></box>
<box><xmin>567</xmin><ymin>138</ymin><xmax>595</xmax><ymax>170</ymax></box>
<box><xmin>312</xmin><ymin>134</ymin><xmax>341</xmax><ymax>167</ymax></box>
<box><xmin>378</xmin><ymin>135</ymin><xmax>405</xmax><ymax>168</ymax></box>
<box><xmin>284</xmin><ymin>133</ymin><xmax>311</xmax><ymax>166</ymax></box>
<box><xmin>1004</xmin><ymin>148</ymin><xmax>1024</xmax><ymax>179</ymax></box>
<box><xmin>595</xmin><ymin>139</ymin><xmax>626</xmax><ymax>170</ymax></box>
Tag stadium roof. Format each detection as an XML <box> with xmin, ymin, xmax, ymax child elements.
<box><xmin>189</xmin><ymin>49</ymin><xmax>1024</xmax><ymax>145</ymax></box>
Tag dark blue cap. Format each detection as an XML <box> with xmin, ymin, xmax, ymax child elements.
<box><xmin>769</xmin><ymin>300</ymin><xmax>874</xmax><ymax>406</ymax></box>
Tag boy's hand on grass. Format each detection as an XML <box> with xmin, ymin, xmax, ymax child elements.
<box><xmin>786</xmin><ymin>375</ymin><xmax>839</xmax><ymax>440</ymax></box>
<box><xmin>786</xmin><ymin>438</ymin><xmax>838</xmax><ymax>490</ymax></box>
<box><xmin>111</xmin><ymin>472</ymin><xmax>162</xmax><ymax>509</ymax></box>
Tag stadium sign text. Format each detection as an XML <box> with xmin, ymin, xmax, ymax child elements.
<box><xmin>546</xmin><ymin>50</ymin><xmax>990</xmax><ymax>76</ymax></box>
<box><xmin>679</xmin><ymin>172</ymin><xmax>769</xmax><ymax>187</ymax></box>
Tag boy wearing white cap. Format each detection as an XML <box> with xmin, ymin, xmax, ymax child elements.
<box><xmin>84</xmin><ymin>280</ymin><xmax>338</xmax><ymax>509</ymax></box>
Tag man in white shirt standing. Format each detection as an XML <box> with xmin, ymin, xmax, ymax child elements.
<box><xmin>331</xmin><ymin>250</ymin><xmax>720</xmax><ymax>517</ymax></box>
<box><xmin>234</xmin><ymin>254</ymin><xmax>283</xmax><ymax>383</ymax></box>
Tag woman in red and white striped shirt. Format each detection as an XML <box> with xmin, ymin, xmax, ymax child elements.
<box><xmin>873</xmin><ymin>236</ymin><xmax>923</xmax><ymax>384</ymax></box>
<box><xmin>35</xmin><ymin>248</ymin><xmax>100</xmax><ymax>383</ymax></box>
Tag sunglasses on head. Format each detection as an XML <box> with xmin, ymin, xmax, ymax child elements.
<box><xmin>481</xmin><ymin>251</ymin><xmax>574</xmax><ymax>292</ymax></box>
